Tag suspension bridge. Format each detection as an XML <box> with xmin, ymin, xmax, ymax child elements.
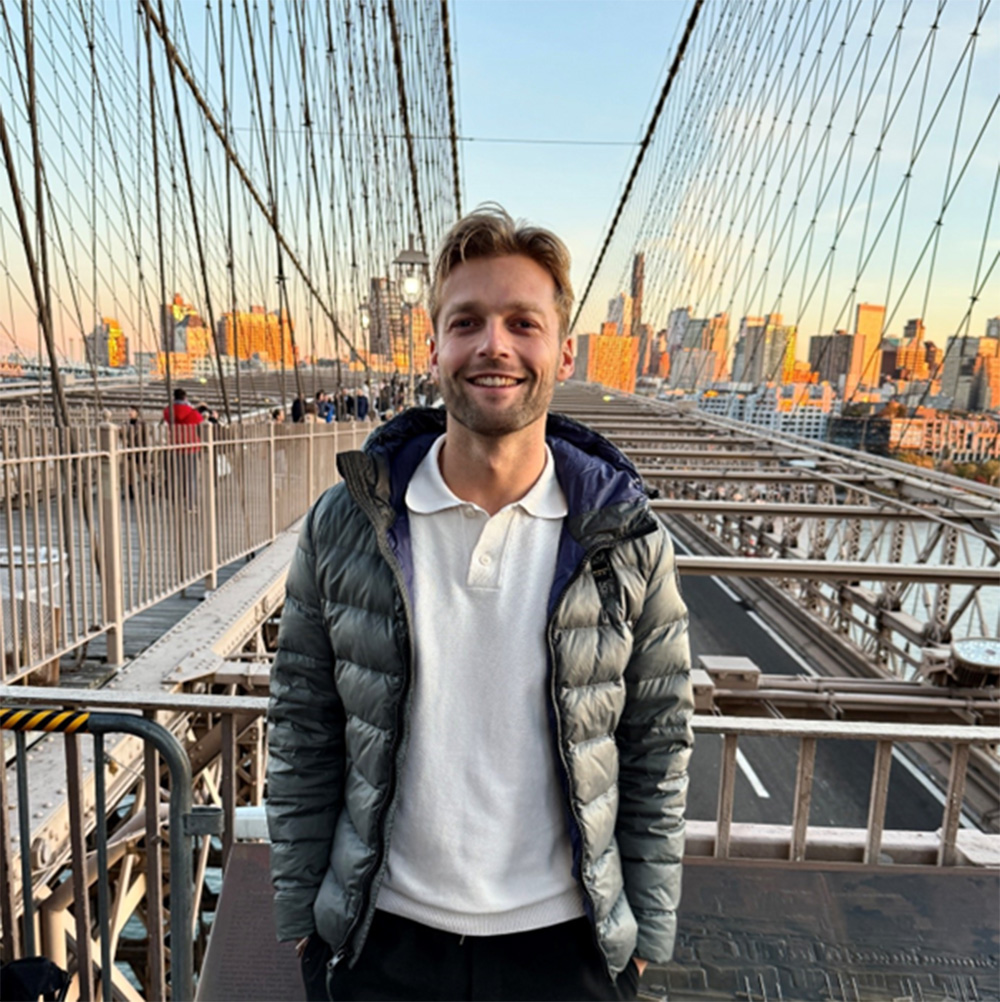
<box><xmin>0</xmin><ymin>1</ymin><xmax>998</xmax><ymax>1000</ymax></box>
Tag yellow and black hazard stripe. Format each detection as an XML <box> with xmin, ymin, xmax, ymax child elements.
<box><xmin>0</xmin><ymin>707</ymin><xmax>90</xmax><ymax>733</ymax></box>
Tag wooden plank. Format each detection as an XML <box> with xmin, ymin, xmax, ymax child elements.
<box><xmin>790</xmin><ymin>737</ymin><xmax>816</xmax><ymax>863</ymax></box>
<box><xmin>865</xmin><ymin>740</ymin><xmax>894</xmax><ymax>864</ymax></box>
<box><xmin>938</xmin><ymin>743</ymin><xmax>972</xmax><ymax>867</ymax></box>
<box><xmin>693</xmin><ymin>716</ymin><xmax>996</xmax><ymax>744</ymax></box>
<box><xmin>715</xmin><ymin>734</ymin><xmax>738</xmax><ymax>859</ymax></box>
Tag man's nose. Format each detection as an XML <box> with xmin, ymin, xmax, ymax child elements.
<box><xmin>476</xmin><ymin>317</ymin><xmax>511</xmax><ymax>356</ymax></box>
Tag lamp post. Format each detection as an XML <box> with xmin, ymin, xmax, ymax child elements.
<box><xmin>394</xmin><ymin>236</ymin><xmax>429</xmax><ymax>408</ymax></box>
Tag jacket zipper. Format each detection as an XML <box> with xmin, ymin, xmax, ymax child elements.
<box><xmin>333</xmin><ymin>489</ymin><xmax>418</xmax><ymax>967</ymax></box>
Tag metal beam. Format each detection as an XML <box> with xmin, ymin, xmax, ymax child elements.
<box><xmin>675</xmin><ymin>556</ymin><xmax>998</xmax><ymax>585</ymax></box>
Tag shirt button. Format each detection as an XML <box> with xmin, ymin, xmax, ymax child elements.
<box><xmin>463</xmin><ymin>506</ymin><xmax>477</xmax><ymax>518</ymax></box>
<box><xmin>478</xmin><ymin>553</ymin><xmax>492</xmax><ymax>566</ymax></box>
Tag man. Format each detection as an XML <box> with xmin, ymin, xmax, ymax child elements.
<box><xmin>267</xmin><ymin>206</ymin><xmax>693</xmax><ymax>1001</ymax></box>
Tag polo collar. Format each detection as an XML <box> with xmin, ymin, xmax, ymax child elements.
<box><xmin>406</xmin><ymin>434</ymin><xmax>568</xmax><ymax>520</ymax></box>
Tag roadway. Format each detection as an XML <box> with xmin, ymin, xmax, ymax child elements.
<box><xmin>673</xmin><ymin>531</ymin><xmax>964</xmax><ymax>835</ymax></box>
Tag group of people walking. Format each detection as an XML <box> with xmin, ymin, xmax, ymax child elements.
<box><xmin>278</xmin><ymin>375</ymin><xmax>439</xmax><ymax>426</ymax></box>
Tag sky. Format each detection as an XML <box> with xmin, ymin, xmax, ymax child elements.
<box><xmin>450</xmin><ymin>0</ymin><xmax>999</xmax><ymax>354</ymax></box>
<box><xmin>452</xmin><ymin>0</ymin><xmax>686</xmax><ymax>303</ymax></box>
<box><xmin>1</xmin><ymin>0</ymin><xmax>996</xmax><ymax>363</ymax></box>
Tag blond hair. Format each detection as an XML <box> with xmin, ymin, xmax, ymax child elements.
<box><xmin>429</xmin><ymin>204</ymin><xmax>574</xmax><ymax>338</ymax></box>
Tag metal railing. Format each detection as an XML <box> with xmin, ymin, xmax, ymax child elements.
<box><xmin>1</xmin><ymin>419</ymin><xmax>368</xmax><ymax>682</ymax></box>
<box><xmin>0</xmin><ymin>706</ymin><xmax>220</xmax><ymax>1001</ymax></box>
<box><xmin>689</xmin><ymin>716</ymin><xmax>998</xmax><ymax>867</ymax></box>
<box><xmin>1</xmin><ymin>689</ymin><xmax>268</xmax><ymax>1001</ymax></box>
<box><xmin>1</xmin><ymin>687</ymin><xmax>996</xmax><ymax>1001</ymax></box>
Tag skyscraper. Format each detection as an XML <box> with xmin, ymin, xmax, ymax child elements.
<box><xmin>853</xmin><ymin>302</ymin><xmax>885</xmax><ymax>393</ymax></box>
<box><xmin>606</xmin><ymin>292</ymin><xmax>633</xmax><ymax>339</ymax></box>
<box><xmin>733</xmin><ymin>314</ymin><xmax>795</xmax><ymax>385</ymax></box>
<box><xmin>369</xmin><ymin>278</ymin><xmax>402</xmax><ymax>359</ymax></box>
<box><xmin>631</xmin><ymin>253</ymin><xmax>649</xmax><ymax>375</ymax></box>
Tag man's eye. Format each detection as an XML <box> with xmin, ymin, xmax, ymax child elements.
<box><xmin>511</xmin><ymin>319</ymin><xmax>536</xmax><ymax>330</ymax></box>
<box><xmin>450</xmin><ymin>317</ymin><xmax>476</xmax><ymax>330</ymax></box>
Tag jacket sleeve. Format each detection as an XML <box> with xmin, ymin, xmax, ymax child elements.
<box><xmin>615</xmin><ymin>526</ymin><xmax>693</xmax><ymax>964</ymax></box>
<box><xmin>266</xmin><ymin>503</ymin><xmax>345</xmax><ymax>941</ymax></box>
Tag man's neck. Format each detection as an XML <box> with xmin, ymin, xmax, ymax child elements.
<box><xmin>438</xmin><ymin>417</ymin><xmax>548</xmax><ymax>517</ymax></box>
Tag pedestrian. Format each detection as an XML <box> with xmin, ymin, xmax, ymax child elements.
<box><xmin>377</xmin><ymin>381</ymin><xmax>391</xmax><ymax>417</ymax></box>
<box><xmin>356</xmin><ymin>381</ymin><xmax>370</xmax><ymax>421</ymax></box>
<box><xmin>125</xmin><ymin>405</ymin><xmax>149</xmax><ymax>501</ymax></box>
<box><xmin>271</xmin><ymin>408</ymin><xmax>286</xmax><ymax>424</ymax></box>
<box><xmin>315</xmin><ymin>390</ymin><xmax>331</xmax><ymax>422</ymax></box>
<box><xmin>291</xmin><ymin>395</ymin><xmax>305</xmax><ymax>423</ymax></box>
<box><xmin>303</xmin><ymin>401</ymin><xmax>319</xmax><ymax>423</ymax></box>
<box><xmin>162</xmin><ymin>387</ymin><xmax>203</xmax><ymax>509</ymax></box>
<box><xmin>267</xmin><ymin>206</ymin><xmax>693</xmax><ymax>1002</ymax></box>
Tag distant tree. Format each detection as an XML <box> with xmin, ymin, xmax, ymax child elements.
<box><xmin>894</xmin><ymin>450</ymin><xmax>934</xmax><ymax>469</ymax></box>
<box><xmin>977</xmin><ymin>460</ymin><xmax>999</xmax><ymax>486</ymax></box>
<box><xmin>953</xmin><ymin>463</ymin><xmax>978</xmax><ymax>480</ymax></box>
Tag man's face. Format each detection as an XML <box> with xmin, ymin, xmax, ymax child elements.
<box><xmin>431</xmin><ymin>254</ymin><xmax>574</xmax><ymax>438</ymax></box>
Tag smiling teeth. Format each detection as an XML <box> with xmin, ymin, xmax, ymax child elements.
<box><xmin>471</xmin><ymin>376</ymin><xmax>519</xmax><ymax>386</ymax></box>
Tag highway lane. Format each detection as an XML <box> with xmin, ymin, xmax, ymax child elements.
<box><xmin>670</xmin><ymin>531</ymin><xmax>964</xmax><ymax>835</ymax></box>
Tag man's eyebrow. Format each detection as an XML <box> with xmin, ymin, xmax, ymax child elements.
<box><xmin>444</xmin><ymin>299</ymin><xmax>547</xmax><ymax>316</ymax></box>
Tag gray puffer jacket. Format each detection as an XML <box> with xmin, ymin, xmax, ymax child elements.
<box><xmin>267</xmin><ymin>408</ymin><xmax>693</xmax><ymax>975</ymax></box>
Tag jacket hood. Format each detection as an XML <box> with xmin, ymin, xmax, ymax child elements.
<box><xmin>338</xmin><ymin>406</ymin><xmax>656</xmax><ymax>540</ymax></box>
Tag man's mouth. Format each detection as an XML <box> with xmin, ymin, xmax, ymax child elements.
<box><xmin>467</xmin><ymin>375</ymin><xmax>524</xmax><ymax>388</ymax></box>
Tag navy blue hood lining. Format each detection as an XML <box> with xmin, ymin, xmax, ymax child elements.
<box><xmin>359</xmin><ymin>407</ymin><xmax>653</xmax><ymax>523</ymax></box>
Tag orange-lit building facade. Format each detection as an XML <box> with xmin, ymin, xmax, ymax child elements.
<box><xmin>217</xmin><ymin>306</ymin><xmax>297</xmax><ymax>369</ymax></box>
<box><xmin>85</xmin><ymin>317</ymin><xmax>129</xmax><ymax>368</ymax></box>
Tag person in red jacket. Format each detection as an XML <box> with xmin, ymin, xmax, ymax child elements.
<box><xmin>162</xmin><ymin>387</ymin><xmax>203</xmax><ymax>508</ymax></box>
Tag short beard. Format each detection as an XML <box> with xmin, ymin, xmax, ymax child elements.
<box><xmin>437</xmin><ymin>374</ymin><xmax>552</xmax><ymax>437</ymax></box>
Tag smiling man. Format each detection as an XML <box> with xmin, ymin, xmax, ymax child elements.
<box><xmin>267</xmin><ymin>206</ymin><xmax>693</xmax><ymax>1001</ymax></box>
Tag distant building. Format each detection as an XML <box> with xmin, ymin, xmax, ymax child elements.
<box><xmin>369</xmin><ymin>278</ymin><xmax>403</xmax><ymax>359</ymax></box>
<box><xmin>940</xmin><ymin>335</ymin><xmax>1000</xmax><ymax>411</ymax></box>
<box><xmin>393</xmin><ymin>305</ymin><xmax>432</xmax><ymax>374</ymax></box>
<box><xmin>631</xmin><ymin>254</ymin><xmax>649</xmax><ymax>375</ymax></box>
<box><xmin>809</xmin><ymin>322</ymin><xmax>881</xmax><ymax>401</ymax></box>
<box><xmin>84</xmin><ymin>317</ymin><xmax>128</xmax><ymax>369</ymax></box>
<box><xmin>669</xmin><ymin>312</ymin><xmax>729</xmax><ymax>388</ymax></box>
<box><xmin>216</xmin><ymin>306</ymin><xmax>296</xmax><ymax>369</ymax></box>
<box><xmin>831</xmin><ymin>413</ymin><xmax>999</xmax><ymax>462</ymax></box>
<box><xmin>697</xmin><ymin>381</ymin><xmax>838</xmax><ymax>440</ymax></box>
<box><xmin>606</xmin><ymin>292</ymin><xmax>633</xmax><ymax>340</ymax></box>
<box><xmin>986</xmin><ymin>317</ymin><xmax>1000</xmax><ymax>340</ymax></box>
<box><xmin>665</xmin><ymin>307</ymin><xmax>692</xmax><ymax>354</ymax></box>
<box><xmin>732</xmin><ymin>313</ymin><xmax>795</xmax><ymax>385</ymax></box>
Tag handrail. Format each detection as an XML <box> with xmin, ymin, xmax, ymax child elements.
<box><xmin>1</xmin><ymin>706</ymin><xmax>221</xmax><ymax>1001</ymax></box>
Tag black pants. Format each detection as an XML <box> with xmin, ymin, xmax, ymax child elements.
<box><xmin>305</xmin><ymin>910</ymin><xmax>640</xmax><ymax>1002</ymax></box>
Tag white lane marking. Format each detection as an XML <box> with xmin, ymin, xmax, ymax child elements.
<box><xmin>672</xmin><ymin>534</ymin><xmax>742</xmax><ymax>601</ymax></box>
<box><xmin>747</xmin><ymin>610</ymin><xmax>819</xmax><ymax>678</ymax></box>
<box><xmin>736</xmin><ymin>748</ymin><xmax>771</xmax><ymax>798</ymax></box>
<box><xmin>890</xmin><ymin>748</ymin><xmax>975</xmax><ymax>829</ymax></box>
<box><xmin>711</xmin><ymin>575</ymin><xmax>741</xmax><ymax>602</ymax></box>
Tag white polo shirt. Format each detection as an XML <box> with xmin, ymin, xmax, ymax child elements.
<box><xmin>376</xmin><ymin>434</ymin><xmax>585</xmax><ymax>936</ymax></box>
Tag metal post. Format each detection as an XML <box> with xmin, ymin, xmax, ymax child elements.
<box><xmin>307</xmin><ymin>419</ymin><xmax>315</xmax><ymax>502</ymax></box>
<box><xmin>88</xmin><ymin>713</ymin><xmax>196</xmax><ymax>1002</ymax></box>
<box><xmin>408</xmin><ymin>304</ymin><xmax>415</xmax><ymax>409</ymax></box>
<box><xmin>203</xmin><ymin>423</ymin><xmax>218</xmax><ymax>590</ymax></box>
<box><xmin>14</xmin><ymin>731</ymin><xmax>35</xmax><ymax>956</ymax></box>
<box><xmin>98</xmin><ymin>421</ymin><xmax>125</xmax><ymax>666</ymax></box>
<box><xmin>93</xmin><ymin>733</ymin><xmax>112</xmax><ymax>1002</ymax></box>
<box><xmin>268</xmin><ymin>421</ymin><xmax>277</xmax><ymax>541</ymax></box>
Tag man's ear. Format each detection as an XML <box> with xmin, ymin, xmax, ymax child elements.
<box><xmin>429</xmin><ymin>337</ymin><xmax>440</xmax><ymax>383</ymax></box>
<box><xmin>557</xmin><ymin>336</ymin><xmax>575</xmax><ymax>382</ymax></box>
